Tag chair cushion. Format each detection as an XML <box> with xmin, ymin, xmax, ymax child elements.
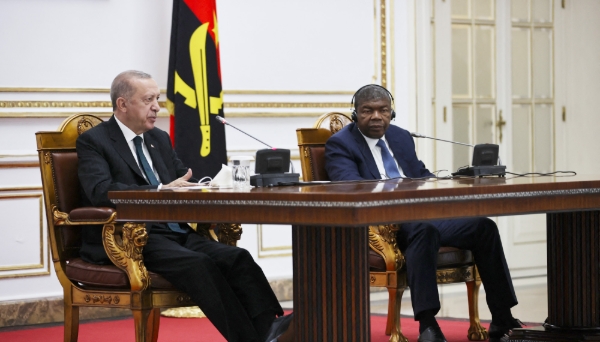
<box><xmin>369</xmin><ymin>247</ymin><xmax>474</xmax><ymax>272</ymax></box>
<box><xmin>369</xmin><ymin>249</ymin><xmax>387</xmax><ymax>271</ymax></box>
<box><xmin>65</xmin><ymin>258</ymin><xmax>175</xmax><ymax>289</ymax></box>
<box><xmin>437</xmin><ymin>247</ymin><xmax>474</xmax><ymax>268</ymax></box>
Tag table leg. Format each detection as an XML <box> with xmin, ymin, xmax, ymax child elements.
<box><xmin>292</xmin><ymin>225</ymin><xmax>370</xmax><ymax>342</ymax></box>
<box><xmin>510</xmin><ymin>211</ymin><xmax>600</xmax><ymax>341</ymax></box>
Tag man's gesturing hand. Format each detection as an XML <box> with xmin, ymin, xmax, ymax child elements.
<box><xmin>164</xmin><ymin>169</ymin><xmax>197</xmax><ymax>188</ymax></box>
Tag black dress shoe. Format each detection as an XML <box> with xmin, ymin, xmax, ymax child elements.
<box><xmin>264</xmin><ymin>313</ymin><xmax>293</xmax><ymax>342</ymax></box>
<box><xmin>489</xmin><ymin>318</ymin><xmax>524</xmax><ymax>342</ymax></box>
<box><xmin>417</xmin><ymin>326</ymin><xmax>447</xmax><ymax>342</ymax></box>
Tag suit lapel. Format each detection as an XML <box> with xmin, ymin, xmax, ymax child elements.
<box><xmin>143</xmin><ymin>132</ymin><xmax>172</xmax><ymax>184</ymax></box>
<box><xmin>107</xmin><ymin>116</ymin><xmax>147</xmax><ymax>182</ymax></box>
<box><xmin>350</xmin><ymin>125</ymin><xmax>381</xmax><ymax>179</ymax></box>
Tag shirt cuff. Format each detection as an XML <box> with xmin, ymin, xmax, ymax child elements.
<box><xmin>157</xmin><ymin>183</ymin><xmax>163</xmax><ymax>190</ymax></box>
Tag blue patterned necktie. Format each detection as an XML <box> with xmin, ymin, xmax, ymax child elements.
<box><xmin>133</xmin><ymin>136</ymin><xmax>186</xmax><ymax>233</ymax></box>
<box><xmin>376</xmin><ymin>139</ymin><xmax>401</xmax><ymax>179</ymax></box>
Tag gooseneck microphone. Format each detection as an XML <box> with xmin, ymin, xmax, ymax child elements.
<box><xmin>410</xmin><ymin>132</ymin><xmax>473</xmax><ymax>147</ymax></box>
<box><xmin>410</xmin><ymin>132</ymin><xmax>505</xmax><ymax>177</ymax></box>
<box><xmin>215</xmin><ymin>116</ymin><xmax>275</xmax><ymax>149</ymax></box>
<box><xmin>215</xmin><ymin>116</ymin><xmax>298</xmax><ymax>182</ymax></box>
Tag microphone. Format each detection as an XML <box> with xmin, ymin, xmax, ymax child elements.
<box><xmin>215</xmin><ymin>116</ymin><xmax>275</xmax><ymax>149</ymax></box>
<box><xmin>410</xmin><ymin>132</ymin><xmax>505</xmax><ymax>177</ymax></box>
<box><xmin>215</xmin><ymin>116</ymin><xmax>298</xmax><ymax>184</ymax></box>
<box><xmin>410</xmin><ymin>132</ymin><xmax>473</xmax><ymax>147</ymax></box>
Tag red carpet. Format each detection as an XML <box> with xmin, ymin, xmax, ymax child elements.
<box><xmin>0</xmin><ymin>314</ymin><xmax>483</xmax><ymax>341</ymax></box>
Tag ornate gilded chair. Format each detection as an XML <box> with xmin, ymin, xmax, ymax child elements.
<box><xmin>36</xmin><ymin>113</ymin><xmax>241</xmax><ymax>342</ymax></box>
<box><xmin>296</xmin><ymin>112</ymin><xmax>488</xmax><ymax>342</ymax></box>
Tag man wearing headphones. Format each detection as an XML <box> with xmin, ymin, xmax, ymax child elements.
<box><xmin>324</xmin><ymin>85</ymin><xmax>522</xmax><ymax>342</ymax></box>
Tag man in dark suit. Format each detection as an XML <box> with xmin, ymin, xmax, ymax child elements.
<box><xmin>76</xmin><ymin>70</ymin><xmax>292</xmax><ymax>342</ymax></box>
<box><xmin>324</xmin><ymin>84</ymin><xmax>522</xmax><ymax>342</ymax></box>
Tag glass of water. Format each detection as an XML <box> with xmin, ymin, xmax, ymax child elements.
<box><xmin>230</xmin><ymin>156</ymin><xmax>253</xmax><ymax>188</ymax></box>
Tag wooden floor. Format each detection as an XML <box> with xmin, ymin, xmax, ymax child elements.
<box><xmin>281</xmin><ymin>276</ymin><xmax>548</xmax><ymax>325</ymax></box>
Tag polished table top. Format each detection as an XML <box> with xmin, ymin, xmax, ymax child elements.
<box><xmin>109</xmin><ymin>174</ymin><xmax>600</xmax><ymax>226</ymax></box>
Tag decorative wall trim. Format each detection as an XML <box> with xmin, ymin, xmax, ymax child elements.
<box><xmin>225</xmin><ymin>112</ymin><xmax>334</xmax><ymax>118</ymax></box>
<box><xmin>225</xmin><ymin>90</ymin><xmax>355</xmax><ymax>95</ymax></box>
<box><xmin>0</xmin><ymin>87</ymin><xmax>355</xmax><ymax>96</ymax></box>
<box><xmin>0</xmin><ymin>101</ymin><xmax>348</xmax><ymax>109</ymax></box>
<box><xmin>0</xmin><ymin>162</ymin><xmax>39</xmax><ymax>168</ymax></box>
<box><xmin>0</xmin><ymin>186</ymin><xmax>42</xmax><ymax>192</ymax></box>
<box><xmin>0</xmin><ymin>101</ymin><xmax>113</xmax><ymax>108</ymax></box>
<box><xmin>257</xmin><ymin>224</ymin><xmax>292</xmax><ymax>258</ymax></box>
<box><xmin>225</xmin><ymin>102</ymin><xmax>349</xmax><ymax>108</ymax></box>
<box><xmin>380</xmin><ymin>0</ymin><xmax>388</xmax><ymax>87</ymax></box>
<box><xmin>0</xmin><ymin>194</ymin><xmax>48</xmax><ymax>278</ymax></box>
<box><xmin>0</xmin><ymin>111</ymin><xmax>344</xmax><ymax>119</ymax></box>
<box><xmin>111</xmin><ymin>188</ymin><xmax>600</xmax><ymax>208</ymax></box>
<box><xmin>0</xmin><ymin>88</ymin><xmax>110</xmax><ymax>93</ymax></box>
<box><xmin>0</xmin><ymin>111</ymin><xmax>152</xmax><ymax>118</ymax></box>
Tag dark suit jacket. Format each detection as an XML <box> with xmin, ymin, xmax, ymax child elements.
<box><xmin>76</xmin><ymin>115</ymin><xmax>190</xmax><ymax>263</ymax></box>
<box><xmin>325</xmin><ymin>122</ymin><xmax>433</xmax><ymax>181</ymax></box>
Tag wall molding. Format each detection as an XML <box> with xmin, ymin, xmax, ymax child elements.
<box><xmin>0</xmin><ymin>186</ymin><xmax>42</xmax><ymax>192</ymax></box>
<box><xmin>0</xmin><ymin>87</ymin><xmax>355</xmax><ymax>95</ymax></box>
<box><xmin>257</xmin><ymin>224</ymin><xmax>292</xmax><ymax>258</ymax></box>
<box><xmin>0</xmin><ymin>194</ymin><xmax>48</xmax><ymax>278</ymax></box>
<box><xmin>0</xmin><ymin>162</ymin><xmax>39</xmax><ymax>168</ymax></box>
<box><xmin>0</xmin><ymin>111</ymin><xmax>343</xmax><ymax>118</ymax></box>
<box><xmin>0</xmin><ymin>100</ymin><xmax>349</xmax><ymax>109</ymax></box>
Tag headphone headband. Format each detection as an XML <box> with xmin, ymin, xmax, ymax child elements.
<box><xmin>350</xmin><ymin>84</ymin><xmax>396</xmax><ymax>122</ymax></box>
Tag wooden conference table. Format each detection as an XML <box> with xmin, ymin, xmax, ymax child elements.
<box><xmin>109</xmin><ymin>175</ymin><xmax>600</xmax><ymax>342</ymax></box>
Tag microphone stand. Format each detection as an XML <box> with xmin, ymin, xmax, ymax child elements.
<box><xmin>216</xmin><ymin>116</ymin><xmax>275</xmax><ymax>149</ymax></box>
<box><xmin>410</xmin><ymin>132</ymin><xmax>473</xmax><ymax>147</ymax></box>
<box><xmin>215</xmin><ymin>116</ymin><xmax>299</xmax><ymax>184</ymax></box>
<box><xmin>410</xmin><ymin>132</ymin><xmax>506</xmax><ymax>177</ymax></box>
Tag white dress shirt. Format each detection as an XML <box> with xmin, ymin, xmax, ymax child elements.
<box><xmin>114</xmin><ymin>115</ymin><xmax>163</xmax><ymax>186</ymax></box>
<box><xmin>359</xmin><ymin>130</ymin><xmax>405</xmax><ymax>179</ymax></box>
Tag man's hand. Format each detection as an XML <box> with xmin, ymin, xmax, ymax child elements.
<box><xmin>164</xmin><ymin>169</ymin><xmax>197</xmax><ymax>188</ymax></box>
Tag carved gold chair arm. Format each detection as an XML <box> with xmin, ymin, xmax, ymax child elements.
<box><xmin>103</xmin><ymin>221</ymin><xmax>150</xmax><ymax>292</ymax></box>
<box><xmin>190</xmin><ymin>223</ymin><xmax>243</xmax><ymax>247</ymax></box>
<box><xmin>368</xmin><ymin>224</ymin><xmax>404</xmax><ymax>271</ymax></box>
<box><xmin>216</xmin><ymin>223</ymin><xmax>243</xmax><ymax>246</ymax></box>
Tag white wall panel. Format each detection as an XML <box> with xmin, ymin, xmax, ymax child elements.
<box><xmin>0</xmin><ymin>0</ymin><xmax>173</xmax><ymax>88</ymax></box>
<box><xmin>218</xmin><ymin>0</ymin><xmax>375</xmax><ymax>91</ymax></box>
<box><xmin>0</xmin><ymin>195</ymin><xmax>44</xmax><ymax>270</ymax></box>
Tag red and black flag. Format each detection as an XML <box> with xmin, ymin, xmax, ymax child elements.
<box><xmin>166</xmin><ymin>0</ymin><xmax>226</xmax><ymax>178</ymax></box>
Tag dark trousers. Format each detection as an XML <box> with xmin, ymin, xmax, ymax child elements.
<box><xmin>142</xmin><ymin>225</ymin><xmax>283</xmax><ymax>342</ymax></box>
<box><xmin>396</xmin><ymin>218</ymin><xmax>518</xmax><ymax>318</ymax></box>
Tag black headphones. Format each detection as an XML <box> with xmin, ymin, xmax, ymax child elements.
<box><xmin>351</xmin><ymin>84</ymin><xmax>396</xmax><ymax>122</ymax></box>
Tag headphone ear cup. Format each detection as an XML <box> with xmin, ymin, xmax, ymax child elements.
<box><xmin>391</xmin><ymin>110</ymin><xmax>396</xmax><ymax>120</ymax></box>
<box><xmin>351</xmin><ymin>110</ymin><xmax>358</xmax><ymax>122</ymax></box>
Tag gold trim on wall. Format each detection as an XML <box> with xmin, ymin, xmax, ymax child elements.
<box><xmin>0</xmin><ymin>186</ymin><xmax>42</xmax><ymax>192</ymax></box>
<box><xmin>0</xmin><ymin>111</ymin><xmax>350</xmax><ymax>119</ymax></box>
<box><xmin>0</xmin><ymin>101</ymin><xmax>349</xmax><ymax>109</ymax></box>
<box><xmin>225</xmin><ymin>112</ymin><xmax>345</xmax><ymax>118</ymax></box>
<box><xmin>257</xmin><ymin>224</ymin><xmax>292</xmax><ymax>258</ymax></box>
<box><xmin>0</xmin><ymin>195</ymin><xmax>46</xmax><ymax>274</ymax></box>
<box><xmin>380</xmin><ymin>0</ymin><xmax>388</xmax><ymax>87</ymax></box>
<box><xmin>225</xmin><ymin>102</ymin><xmax>349</xmax><ymax>108</ymax></box>
<box><xmin>0</xmin><ymin>101</ymin><xmax>113</xmax><ymax>108</ymax></box>
<box><xmin>0</xmin><ymin>87</ymin><xmax>111</xmax><ymax>93</ymax></box>
<box><xmin>0</xmin><ymin>162</ymin><xmax>39</xmax><ymax>168</ymax></box>
<box><xmin>224</xmin><ymin>90</ymin><xmax>355</xmax><ymax>95</ymax></box>
<box><xmin>0</xmin><ymin>87</ymin><xmax>355</xmax><ymax>96</ymax></box>
<box><xmin>0</xmin><ymin>269</ymin><xmax>51</xmax><ymax>279</ymax></box>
